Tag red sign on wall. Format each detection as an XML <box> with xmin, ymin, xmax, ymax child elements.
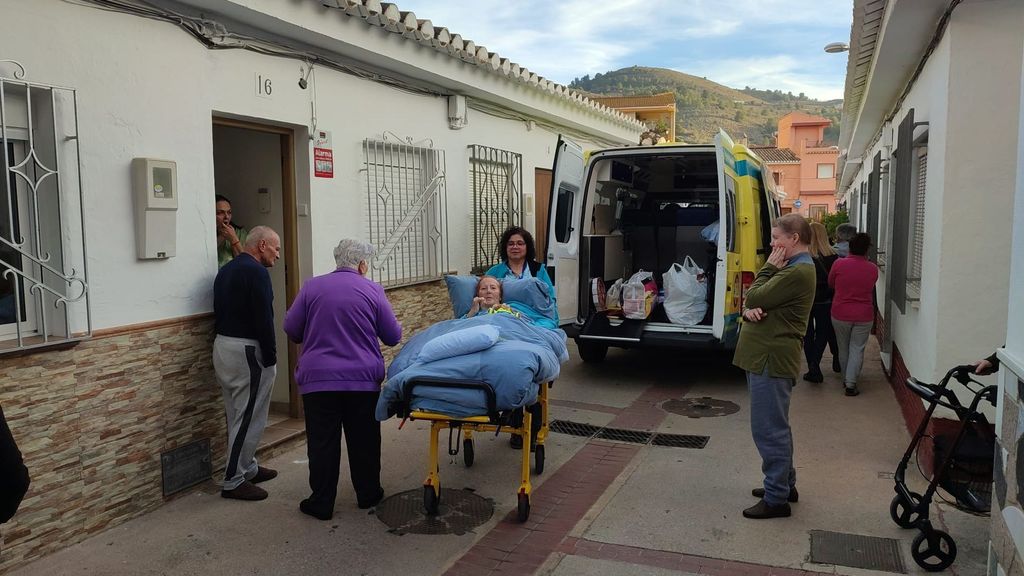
<box><xmin>314</xmin><ymin>147</ymin><xmax>333</xmax><ymax>178</ymax></box>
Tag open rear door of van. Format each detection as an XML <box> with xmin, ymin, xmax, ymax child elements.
<box><xmin>546</xmin><ymin>136</ymin><xmax>584</xmax><ymax>325</ymax></box>
<box><xmin>712</xmin><ymin>130</ymin><xmax>735</xmax><ymax>344</ymax></box>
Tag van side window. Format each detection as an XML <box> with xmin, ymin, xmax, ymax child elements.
<box><xmin>554</xmin><ymin>183</ymin><xmax>576</xmax><ymax>243</ymax></box>
<box><xmin>725</xmin><ymin>177</ymin><xmax>737</xmax><ymax>252</ymax></box>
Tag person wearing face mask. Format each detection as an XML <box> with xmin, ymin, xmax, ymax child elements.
<box><xmin>733</xmin><ymin>213</ymin><xmax>816</xmax><ymax>519</ymax></box>
<box><xmin>828</xmin><ymin>233</ymin><xmax>879</xmax><ymax>397</ymax></box>
<box><xmin>284</xmin><ymin>239</ymin><xmax>402</xmax><ymax>520</ymax></box>
<box><xmin>464</xmin><ymin>276</ymin><xmax>503</xmax><ymax>318</ymax></box>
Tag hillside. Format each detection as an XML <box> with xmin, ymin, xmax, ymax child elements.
<box><xmin>569</xmin><ymin>66</ymin><xmax>842</xmax><ymax>146</ymax></box>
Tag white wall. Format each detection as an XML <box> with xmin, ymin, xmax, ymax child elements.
<box><xmin>0</xmin><ymin>0</ymin><xmax>628</xmax><ymax>331</ymax></box>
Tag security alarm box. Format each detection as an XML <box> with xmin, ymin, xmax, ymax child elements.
<box><xmin>132</xmin><ymin>158</ymin><xmax>178</xmax><ymax>259</ymax></box>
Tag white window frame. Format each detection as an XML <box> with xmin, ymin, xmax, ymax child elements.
<box><xmin>817</xmin><ymin>163</ymin><xmax>835</xmax><ymax>179</ymax></box>
<box><xmin>1</xmin><ymin>140</ymin><xmax>40</xmax><ymax>338</ymax></box>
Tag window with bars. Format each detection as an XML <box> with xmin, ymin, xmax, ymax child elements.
<box><xmin>0</xmin><ymin>64</ymin><xmax>91</xmax><ymax>354</ymax></box>
<box><xmin>468</xmin><ymin>145</ymin><xmax>522</xmax><ymax>274</ymax></box>
<box><xmin>809</xmin><ymin>204</ymin><xmax>827</xmax><ymax>222</ymax></box>
<box><xmin>907</xmin><ymin>145</ymin><xmax>927</xmax><ymax>299</ymax></box>
<box><xmin>362</xmin><ymin>139</ymin><xmax>449</xmax><ymax>288</ymax></box>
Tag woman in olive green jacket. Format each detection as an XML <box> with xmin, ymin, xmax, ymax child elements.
<box><xmin>733</xmin><ymin>213</ymin><xmax>816</xmax><ymax>520</ymax></box>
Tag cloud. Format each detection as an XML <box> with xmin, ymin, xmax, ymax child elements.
<box><xmin>388</xmin><ymin>0</ymin><xmax>851</xmax><ymax>97</ymax></box>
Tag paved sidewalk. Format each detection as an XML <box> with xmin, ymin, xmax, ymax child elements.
<box><xmin>9</xmin><ymin>338</ymin><xmax>989</xmax><ymax>575</ymax></box>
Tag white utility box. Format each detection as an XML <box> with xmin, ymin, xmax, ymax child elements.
<box><xmin>132</xmin><ymin>158</ymin><xmax>178</xmax><ymax>259</ymax></box>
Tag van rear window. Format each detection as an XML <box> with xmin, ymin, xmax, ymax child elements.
<box><xmin>554</xmin><ymin>183</ymin><xmax>575</xmax><ymax>243</ymax></box>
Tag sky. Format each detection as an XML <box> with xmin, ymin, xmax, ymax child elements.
<box><xmin>394</xmin><ymin>0</ymin><xmax>854</xmax><ymax>101</ymax></box>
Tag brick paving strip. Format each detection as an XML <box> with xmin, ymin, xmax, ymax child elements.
<box><xmin>442</xmin><ymin>385</ymin><xmax>830</xmax><ymax>576</ymax></box>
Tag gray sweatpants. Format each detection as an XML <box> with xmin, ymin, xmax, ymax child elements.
<box><xmin>831</xmin><ymin>318</ymin><xmax>872</xmax><ymax>388</ymax></box>
<box><xmin>213</xmin><ymin>335</ymin><xmax>276</xmax><ymax>490</ymax></box>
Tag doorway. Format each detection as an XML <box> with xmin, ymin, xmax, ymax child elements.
<box><xmin>534</xmin><ymin>168</ymin><xmax>552</xmax><ymax>258</ymax></box>
<box><xmin>212</xmin><ymin>118</ymin><xmax>300</xmax><ymax>418</ymax></box>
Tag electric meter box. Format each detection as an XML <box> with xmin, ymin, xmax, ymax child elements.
<box><xmin>132</xmin><ymin>158</ymin><xmax>178</xmax><ymax>259</ymax></box>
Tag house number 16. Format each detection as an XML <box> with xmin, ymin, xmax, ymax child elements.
<box><xmin>255</xmin><ymin>74</ymin><xmax>273</xmax><ymax>98</ymax></box>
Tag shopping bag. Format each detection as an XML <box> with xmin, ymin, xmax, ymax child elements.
<box><xmin>622</xmin><ymin>270</ymin><xmax>656</xmax><ymax>320</ymax></box>
<box><xmin>663</xmin><ymin>257</ymin><xmax>707</xmax><ymax>325</ymax></box>
<box><xmin>606</xmin><ymin>278</ymin><xmax>624</xmax><ymax>316</ymax></box>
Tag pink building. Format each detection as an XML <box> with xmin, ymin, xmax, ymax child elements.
<box><xmin>752</xmin><ymin>112</ymin><xmax>840</xmax><ymax>220</ymax></box>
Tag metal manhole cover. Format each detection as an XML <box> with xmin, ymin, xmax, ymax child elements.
<box><xmin>810</xmin><ymin>530</ymin><xmax>906</xmax><ymax>573</ymax></box>
<box><xmin>375</xmin><ymin>488</ymin><xmax>493</xmax><ymax>535</ymax></box>
<box><xmin>662</xmin><ymin>397</ymin><xmax>740</xmax><ymax>418</ymax></box>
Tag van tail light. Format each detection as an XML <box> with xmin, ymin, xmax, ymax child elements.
<box><xmin>739</xmin><ymin>272</ymin><xmax>755</xmax><ymax>311</ymax></box>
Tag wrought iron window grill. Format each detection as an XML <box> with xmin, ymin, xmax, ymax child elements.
<box><xmin>363</xmin><ymin>138</ymin><xmax>448</xmax><ymax>288</ymax></box>
<box><xmin>469</xmin><ymin>145</ymin><xmax>522</xmax><ymax>275</ymax></box>
<box><xmin>0</xmin><ymin>60</ymin><xmax>91</xmax><ymax>353</ymax></box>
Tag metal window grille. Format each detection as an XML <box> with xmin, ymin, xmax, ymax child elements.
<box><xmin>363</xmin><ymin>139</ymin><xmax>449</xmax><ymax>288</ymax></box>
<box><xmin>907</xmin><ymin>147</ymin><xmax>927</xmax><ymax>299</ymax></box>
<box><xmin>468</xmin><ymin>145</ymin><xmax>521</xmax><ymax>274</ymax></box>
<box><xmin>0</xmin><ymin>61</ymin><xmax>91</xmax><ymax>353</ymax></box>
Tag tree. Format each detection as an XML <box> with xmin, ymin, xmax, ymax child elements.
<box><xmin>822</xmin><ymin>210</ymin><xmax>849</xmax><ymax>240</ymax></box>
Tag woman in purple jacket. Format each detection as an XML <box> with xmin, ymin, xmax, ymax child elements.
<box><xmin>284</xmin><ymin>239</ymin><xmax>402</xmax><ymax>520</ymax></box>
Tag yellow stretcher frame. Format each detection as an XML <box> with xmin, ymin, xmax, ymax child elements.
<box><xmin>401</xmin><ymin>379</ymin><xmax>550</xmax><ymax>523</ymax></box>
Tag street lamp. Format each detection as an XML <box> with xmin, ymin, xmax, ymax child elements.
<box><xmin>824</xmin><ymin>42</ymin><xmax>849</xmax><ymax>53</ymax></box>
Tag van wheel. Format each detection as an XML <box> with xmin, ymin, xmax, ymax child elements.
<box><xmin>578</xmin><ymin>342</ymin><xmax>608</xmax><ymax>363</ymax></box>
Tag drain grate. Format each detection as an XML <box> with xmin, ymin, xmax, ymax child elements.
<box><xmin>810</xmin><ymin>530</ymin><xmax>906</xmax><ymax>573</ymax></box>
<box><xmin>375</xmin><ymin>488</ymin><xmax>493</xmax><ymax>535</ymax></box>
<box><xmin>662</xmin><ymin>397</ymin><xmax>740</xmax><ymax>418</ymax></box>
<box><xmin>595</xmin><ymin>427</ymin><xmax>652</xmax><ymax>444</ymax></box>
<box><xmin>651</xmin><ymin>433</ymin><xmax>709</xmax><ymax>449</ymax></box>
<box><xmin>549</xmin><ymin>420</ymin><xmax>707</xmax><ymax>449</ymax></box>
<box><xmin>549</xmin><ymin>419</ymin><xmax>602</xmax><ymax>438</ymax></box>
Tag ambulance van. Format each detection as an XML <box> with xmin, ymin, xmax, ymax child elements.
<box><xmin>546</xmin><ymin>131</ymin><xmax>783</xmax><ymax>363</ymax></box>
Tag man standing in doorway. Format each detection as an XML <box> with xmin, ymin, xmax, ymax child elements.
<box><xmin>216</xmin><ymin>195</ymin><xmax>248</xmax><ymax>268</ymax></box>
<box><xmin>213</xmin><ymin>225</ymin><xmax>281</xmax><ymax>500</ymax></box>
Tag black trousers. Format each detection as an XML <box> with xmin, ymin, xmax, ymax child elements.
<box><xmin>1</xmin><ymin>405</ymin><xmax>30</xmax><ymax>523</ymax></box>
<box><xmin>302</xmin><ymin>391</ymin><xmax>382</xmax><ymax>511</ymax></box>
<box><xmin>803</xmin><ymin>301</ymin><xmax>838</xmax><ymax>374</ymax></box>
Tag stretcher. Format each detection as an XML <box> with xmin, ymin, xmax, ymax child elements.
<box><xmin>394</xmin><ymin>377</ymin><xmax>550</xmax><ymax>522</ymax></box>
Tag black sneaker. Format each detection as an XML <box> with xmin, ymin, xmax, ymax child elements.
<box><xmin>357</xmin><ymin>488</ymin><xmax>385</xmax><ymax>509</ymax></box>
<box><xmin>845</xmin><ymin>385</ymin><xmax>860</xmax><ymax>397</ymax></box>
<box><xmin>221</xmin><ymin>480</ymin><xmax>268</xmax><ymax>501</ymax></box>
<box><xmin>802</xmin><ymin>371</ymin><xmax>824</xmax><ymax>384</ymax></box>
<box><xmin>742</xmin><ymin>499</ymin><xmax>791</xmax><ymax>519</ymax></box>
<box><xmin>832</xmin><ymin>359</ymin><xmax>842</xmax><ymax>373</ymax></box>
<box><xmin>251</xmin><ymin>466</ymin><xmax>278</xmax><ymax>484</ymax></box>
<box><xmin>299</xmin><ymin>498</ymin><xmax>333</xmax><ymax>520</ymax></box>
<box><xmin>509</xmin><ymin>434</ymin><xmax>524</xmax><ymax>450</ymax></box>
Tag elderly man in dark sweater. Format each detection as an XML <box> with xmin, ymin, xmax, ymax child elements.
<box><xmin>213</xmin><ymin>225</ymin><xmax>281</xmax><ymax>501</ymax></box>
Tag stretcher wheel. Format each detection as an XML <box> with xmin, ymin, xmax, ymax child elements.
<box><xmin>463</xmin><ymin>439</ymin><xmax>475</xmax><ymax>468</ymax></box>
<box><xmin>912</xmin><ymin>529</ymin><xmax>957</xmax><ymax>572</ymax></box>
<box><xmin>890</xmin><ymin>492</ymin><xmax>923</xmax><ymax>528</ymax></box>
<box><xmin>533</xmin><ymin>444</ymin><xmax>545</xmax><ymax>475</ymax></box>
<box><xmin>424</xmin><ymin>484</ymin><xmax>440</xmax><ymax>516</ymax></box>
<box><xmin>517</xmin><ymin>493</ymin><xmax>530</xmax><ymax>522</ymax></box>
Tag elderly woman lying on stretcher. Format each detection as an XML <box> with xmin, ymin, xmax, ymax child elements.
<box><xmin>375</xmin><ymin>276</ymin><xmax>566</xmax><ymax>429</ymax></box>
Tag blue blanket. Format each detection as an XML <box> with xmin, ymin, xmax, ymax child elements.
<box><xmin>376</xmin><ymin>313</ymin><xmax>568</xmax><ymax>420</ymax></box>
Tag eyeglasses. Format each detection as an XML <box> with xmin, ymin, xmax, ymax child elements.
<box><xmin>507</xmin><ymin>241</ymin><xmax>527</xmax><ymax>247</ymax></box>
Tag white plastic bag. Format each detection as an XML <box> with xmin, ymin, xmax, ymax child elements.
<box><xmin>622</xmin><ymin>270</ymin><xmax>656</xmax><ymax>320</ymax></box>
<box><xmin>605</xmin><ymin>278</ymin><xmax>624</xmax><ymax>316</ymax></box>
<box><xmin>663</xmin><ymin>257</ymin><xmax>707</xmax><ymax>325</ymax></box>
<box><xmin>701</xmin><ymin>220</ymin><xmax>720</xmax><ymax>244</ymax></box>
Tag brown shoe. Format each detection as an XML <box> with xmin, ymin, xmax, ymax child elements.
<box><xmin>752</xmin><ymin>486</ymin><xmax>799</xmax><ymax>502</ymax></box>
<box><xmin>743</xmin><ymin>499</ymin><xmax>791</xmax><ymax>519</ymax></box>
<box><xmin>221</xmin><ymin>480</ymin><xmax>268</xmax><ymax>501</ymax></box>
<box><xmin>251</xmin><ymin>466</ymin><xmax>278</xmax><ymax>484</ymax></box>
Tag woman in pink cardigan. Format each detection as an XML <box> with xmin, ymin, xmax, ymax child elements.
<box><xmin>828</xmin><ymin>233</ymin><xmax>879</xmax><ymax>397</ymax></box>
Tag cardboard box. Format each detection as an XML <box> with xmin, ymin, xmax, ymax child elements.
<box><xmin>592</xmin><ymin>204</ymin><xmax>616</xmax><ymax>234</ymax></box>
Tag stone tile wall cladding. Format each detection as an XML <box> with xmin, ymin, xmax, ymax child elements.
<box><xmin>991</xmin><ymin>374</ymin><xmax>1024</xmax><ymax>576</ymax></box>
<box><xmin>0</xmin><ymin>279</ymin><xmax>453</xmax><ymax>572</ymax></box>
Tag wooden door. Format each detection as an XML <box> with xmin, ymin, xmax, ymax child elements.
<box><xmin>534</xmin><ymin>168</ymin><xmax>552</xmax><ymax>258</ymax></box>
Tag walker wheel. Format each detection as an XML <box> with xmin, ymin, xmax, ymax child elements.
<box><xmin>533</xmin><ymin>444</ymin><xmax>545</xmax><ymax>475</ymax></box>
<box><xmin>912</xmin><ymin>529</ymin><xmax>957</xmax><ymax>572</ymax></box>
<box><xmin>424</xmin><ymin>484</ymin><xmax>440</xmax><ymax>516</ymax></box>
<box><xmin>463</xmin><ymin>438</ymin><xmax>475</xmax><ymax>468</ymax></box>
<box><xmin>890</xmin><ymin>492</ymin><xmax>924</xmax><ymax>528</ymax></box>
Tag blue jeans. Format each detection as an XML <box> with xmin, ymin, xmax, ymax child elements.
<box><xmin>747</xmin><ymin>369</ymin><xmax>796</xmax><ymax>505</ymax></box>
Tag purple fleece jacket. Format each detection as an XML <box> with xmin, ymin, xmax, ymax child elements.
<box><xmin>284</xmin><ymin>268</ymin><xmax>402</xmax><ymax>394</ymax></box>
